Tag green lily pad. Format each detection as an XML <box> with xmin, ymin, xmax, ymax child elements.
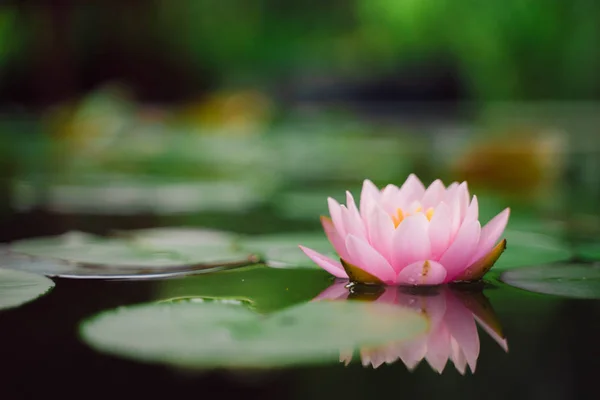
<box><xmin>1</xmin><ymin>252</ymin><xmax>83</xmax><ymax>277</ymax></box>
<box><xmin>8</xmin><ymin>230</ymin><xmax>257</xmax><ymax>279</ymax></box>
<box><xmin>80</xmin><ymin>299</ymin><xmax>428</xmax><ymax>369</ymax></box>
<box><xmin>156</xmin><ymin>265</ymin><xmax>333</xmax><ymax>313</ymax></box>
<box><xmin>500</xmin><ymin>263</ymin><xmax>600</xmax><ymax>299</ymax></box>
<box><xmin>491</xmin><ymin>230</ymin><xmax>572</xmax><ymax>273</ymax></box>
<box><xmin>239</xmin><ymin>232</ymin><xmax>335</xmax><ymax>269</ymax></box>
<box><xmin>0</xmin><ymin>268</ymin><xmax>55</xmax><ymax>310</ymax></box>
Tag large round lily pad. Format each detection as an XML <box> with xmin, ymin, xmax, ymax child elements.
<box><xmin>80</xmin><ymin>299</ymin><xmax>428</xmax><ymax>369</ymax></box>
<box><xmin>500</xmin><ymin>263</ymin><xmax>600</xmax><ymax>299</ymax></box>
<box><xmin>7</xmin><ymin>230</ymin><xmax>257</xmax><ymax>279</ymax></box>
<box><xmin>0</xmin><ymin>268</ymin><xmax>55</xmax><ymax>310</ymax></box>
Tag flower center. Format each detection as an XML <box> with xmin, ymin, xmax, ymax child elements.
<box><xmin>392</xmin><ymin>206</ymin><xmax>434</xmax><ymax>228</ymax></box>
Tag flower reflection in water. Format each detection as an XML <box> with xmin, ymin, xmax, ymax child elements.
<box><xmin>314</xmin><ymin>282</ymin><xmax>508</xmax><ymax>374</ymax></box>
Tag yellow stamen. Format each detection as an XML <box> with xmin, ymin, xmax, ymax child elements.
<box><xmin>425</xmin><ymin>207</ymin><xmax>435</xmax><ymax>221</ymax></box>
<box><xmin>392</xmin><ymin>208</ymin><xmax>404</xmax><ymax>228</ymax></box>
<box><xmin>392</xmin><ymin>206</ymin><xmax>435</xmax><ymax>227</ymax></box>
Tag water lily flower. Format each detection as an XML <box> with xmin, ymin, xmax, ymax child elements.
<box><xmin>315</xmin><ymin>282</ymin><xmax>508</xmax><ymax>374</ymax></box>
<box><xmin>299</xmin><ymin>175</ymin><xmax>510</xmax><ymax>285</ymax></box>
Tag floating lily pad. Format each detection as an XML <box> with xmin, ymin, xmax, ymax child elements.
<box><xmin>500</xmin><ymin>263</ymin><xmax>600</xmax><ymax>299</ymax></box>
<box><xmin>0</xmin><ymin>252</ymin><xmax>253</xmax><ymax>280</ymax></box>
<box><xmin>0</xmin><ymin>268</ymin><xmax>55</xmax><ymax>310</ymax></box>
<box><xmin>80</xmin><ymin>299</ymin><xmax>428</xmax><ymax>369</ymax></box>
<box><xmin>239</xmin><ymin>233</ymin><xmax>335</xmax><ymax>269</ymax></box>
<box><xmin>8</xmin><ymin>230</ymin><xmax>257</xmax><ymax>279</ymax></box>
<box><xmin>491</xmin><ymin>230</ymin><xmax>572</xmax><ymax>272</ymax></box>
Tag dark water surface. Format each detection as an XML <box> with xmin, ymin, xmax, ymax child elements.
<box><xmin>1</xmin><ymin>264</ymin><xmax>599</xmax><ymax>399</ymax></box>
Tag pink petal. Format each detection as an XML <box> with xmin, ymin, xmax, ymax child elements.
<box><xmin>345</xmin><ymin>235</ymin><xmax>396</xmax><ymax>283</ymax></box>
<box><xmin>398</xmin><ymin>174</ymin><xmax>426</xmax><ymax>206</ymax></box>
<box><xmin>360</xmin><ymin>349</ymin><xmax>387</xmax><ymax>369</ymax></box>
<box><xmin>442</xmin><ymin>182</ymin><xmax>459</xmax><ymax>203</ymax></box>
<box><xmin>366</xmin><ymin>204</ymin><xmax>395</xmax><ymax>263</ymax></box>
<box><xmin>406</xmin><ymin>200</ymin><xmax>423</xmax><ymax>213</ymax></box>
<box><xmin>423</xmin><ymin>290</ymin><xmax>449</xmax><ymax>328</ymax></box>
<box><xmin>346</xmin><ymin>191</ymin><xmax>362</xmax><ymax>221</ymax></box>
<box><xmin>340</xmin><ymin>349</ymin><xmax>353</xmax><ymax>366</ymax></box>
<box><xmin>380</xmin><ymin>184</ymin><xmax>401</xmax><ymax>214</ymax></box>
<box><xmin>328</xmin><ymin>197</ymin><xmax>346</xmax><ymax>238</ymax></box>
<box><xmin>395</xmin><ymin>288</ymin><xmax>447</xmax><ymax>328</ymax></box>
<box><xmin>464</xmin><ymin>195</ymin><xmax>479</xmax><ymax>224</ymax></box>
<box><xmin>443</xmin><ymin>186</ymin><xmax>463</xmax><ymax>238</ymax></box>
<box><xmin>360</xmin><ymin>179</ymin><xmax>380</xmax><ymax>220</ymax></box>
<box><xmin>398</xmin><ymin>339</ymin><xmax>427</xmax><ymax>371</ymax></box>
<box><xmin>450</xmin><ymin>338</ymin><xmax>468</xmax><ymax>375</ymax></box>
<box><xmin>444</xmin><ymin>290</ymin><xmax>480</xmax><ymax>373</ymax></box>
<box><xmin>312</xmin><ymin>281</ymin><xmax>350</xmax><ymax>301</ymax></box>
<box><xmin>382</xmin><ymin>343</ymin><xmax>403</xmax><ymax>365</ymax></box>
<box><xmin>321</xmin><ymin>216</ymin><xmax>350</xmax><ymax>261</ymax></box>
<box><xmin>428</xmin><ymin>202</ymin><xmax>452</xmax><ymax>259</ymax></box>
<box><xmin>470</xmin><ymin>208</ymin><xmax>510</xmax><ymax>265</ymax></box>
<box><xmin>396</xmin><ymin>260</ymin><xmax>447</xmax><ymax>285</ymax></box>
<box><xmin>438</xmin><ymin>220</ymin><xmax>481</xmax><ymax>281</ymax></box>
<box><xmin>341</xmin><ymin>205</ymin><xmax>367</xmax><ymax>240</ymax></box>
<box><xmin>299</xmin><ymin>246</ymin><xmax>348</xmax><ymax>278</ymax></box>
<box><xmin>425</xmin><ymin>324</ymin><xmax>451</xmax><ymax>374</ymax></box>
<box><xmin>375</xmin><ymin>286</ymin><xmax>398</xmax><ymax>304</ymax></box>
<box><xmin>446</xmin><ymin>182</ymin><xmax>469</xmax><ymax>236</ymax></box>
<box><xmin>422</xmin><ymin>179</ymin><xmax>446</xmax><ymax>209</ymax></box>
<box><xmin>457</xmin><ymin>182</ymin><xmax>470</xmax><ymax>222</ymax></box>
<box><xmin>473</xmin><ymin>315</ymin><xmax>509</xmax><ymax>352</ymax></box>
<box><xmin>392</xmin><ymin>214</ymin><xmax>432</xmax><ymax>271</ymax></box>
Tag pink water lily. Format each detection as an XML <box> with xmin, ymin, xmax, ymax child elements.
<box><xmin>315</xmin><ymin>283</ymin><xmax>508</xmax><ymax>374</ymax></box>
<box><xmin>299</xmin><ymin>174</ymin><xmax>510</xmax><ymax>285</ymax></box>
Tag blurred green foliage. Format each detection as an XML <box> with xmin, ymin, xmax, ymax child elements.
<box><xmin>357</xmin><ymin>0</ymin><xmax>600</xmax><ymax>99</ymax></box>
<box><xmin>0</xmin><ymin>8</ymin><xmax>18</xmax><ymax>70</ymax></box>
<box><xmin>1</xmin><ymin>0</ymin><xmax>599</xmax><ymax>99</ymax></box>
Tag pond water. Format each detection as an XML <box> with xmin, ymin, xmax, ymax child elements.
<box><xmin>1</xmin><ymin>108</ymin><xmax>600</xmax><ymax>399</ymax></box>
